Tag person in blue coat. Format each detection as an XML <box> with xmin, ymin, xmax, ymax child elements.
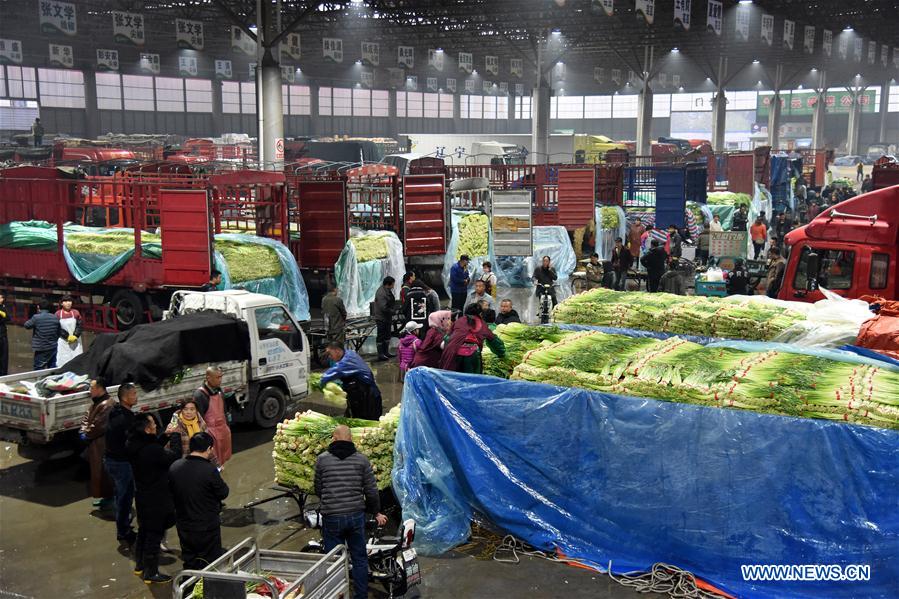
<box><xmin>321</xmin><ymin>343</ymin><xmax>382</xmax><ymax>420</ymax></box>
<box><xmin>449</xmin><ymin>255</ymin><xmax>471</xmax><ymax>313</ymax></box>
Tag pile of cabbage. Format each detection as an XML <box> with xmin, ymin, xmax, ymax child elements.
<box><xmin>707</xmin><ymin>191</ymin><xmax>752</xmax><ymax>206</ymax></box>
<box><xmin>511</xmin><ymin>330</ymin><xmax>899</xmax><ymax>430</ymax></box>
<box><xmin>273</xmin><ymin>405</ymin><xmax>401</xmax><ymax>492</ymax></box>
<box><xmin>350</xmin><ymin>234</ymin><xmax>390</xmax><ymax>263</ymax></box>
<box><xmin>456</xmin><ymin>212</ymin><xmax>489</xmax><ymax>259</ymax></box>
<box><xmin>553</xmin><ymin>288</ymin><xmax>805</xmax><ymax>341</ymax></box>
<box><xmin>598</xmin><ymin>206</ymin><xmax>620</xmax><ymax>230</ymax></box>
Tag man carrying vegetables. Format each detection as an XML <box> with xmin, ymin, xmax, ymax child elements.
<box><xmin>321</xmin><ymin>343</ymin><xmax>383</xmax><ymax>420</ymax></box>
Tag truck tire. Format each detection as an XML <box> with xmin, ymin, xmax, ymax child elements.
<box><xmin>254</xmin><ymin>386</ymin><xmax>287</xmax><ymax>428</ymax></box>
<box><xmin>110</xmin><ymin>290</ymin><xmax>146</xmax><ymax>329</ymax></box>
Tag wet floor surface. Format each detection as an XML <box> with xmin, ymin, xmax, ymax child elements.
<box><xmin>1</xmin><ymin>325</ymin><xmax>658</xmax><ymax>599</ymax></box>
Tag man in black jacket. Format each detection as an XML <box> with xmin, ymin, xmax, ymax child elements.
<box><xmin>372</xmin><ymin>276</ymin><xmax>395</xmax><ymax>361</ymax></box>
<box><xmin>169</xmin><ymin>432</ymin><xmax>229</xmax><ymax>570</ymax></box>
<box><xmin>23</xmin><ymin>299</ymin><xmax>61</xmax><ymax>370</ymax></box>
<box><xmin>640</xmin><ymin>240</ymin><xmax>668</xmax><ymax>292</ymax></box>
<box><xmin>127</xmin><ymin>413</ymin><xmax>181</xmax><ymax>584</ymax></box>
<box><xmin>104</xmin><ymin>382</ymin><xmax>138</xmax><ymax>544</ymax></box>
<box><xmin>494</xmin><ymin>299</ymin><xmax>521</xmax><ymax>325</ymax></box>
<box><xmin>315</xmin><ymin>425</ymin><xmax>387</xmax><ymax>599</ymax></box>
<box><xmin>610</xmin><ymin>238</ymin><xmax>633</xmax><ymax>291</ymax></box>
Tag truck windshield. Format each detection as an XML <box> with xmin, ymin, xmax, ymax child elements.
<box><xmin>255</xmin><ymin>306</ymin><xmax>303</xmax><ymax>352</ymax></box>
<box><xmin>793</xmin><ymin>247</ymin><xmax>856</xmax><ymax>290</ymax></box>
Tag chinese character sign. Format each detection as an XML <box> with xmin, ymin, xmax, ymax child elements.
<box><xmin>706</xmin><ymin>0</ymin><xmax>722</xmax><ymax>35</ymax></box>
<box><xmin>483</xmin><ymin>81</ymin><xmax>494</xmax><ymax>93</ymax></box>
<box><xmin>97</xmin><ymin>49</ymin><xmax>119</xmax><ymax>71</ymax></box>
<box><xmin>249</xmin><ymin>63</ymin><xmax>257</xmax><ymax>80</ymax></box>
<box><xmin>736</xmin><ymin>6</ymin><xmax>751</xmax><ymax>41</ymax></box>
<box><xmin>232</xmin><ymin>26</ymin><xmax>256</xmax><ymax>56</ymax></box>
<box><xmin>387</xmin><ymin>68</ymin><xmax>404</xmax><ymax>88</ymax></box>
<box><xmin>760</xmin><ymin>14</ymin><xmax>774</xmax><ymax>45</ymax></box>
<box><xmin>672</xmin><ymin>74</ymin><xmax>681</xmax><ymax>87</ymax></box>
<box><xmin>39</xmin><ymin>1</ymin><xmax>76</xmax><ymax>36</ymax></box>
<box><xmin>323</xmin><ymin>38</ymin><xmax>343</xmax><ymax>62</ymax></box>
<box><xmin>464</xmin><ymin>79</ymin><xmax>475</xmax><ymax>93</ymax></box>
<box><xmin>597</xmin><ymin>0</ymin><xmax>614</xmax><ymax>16</ymax></box>
<box><xmin>486</xmin><ymin>55</ymin><xmax>499</xmax><ymax>76</ymax></box>
<box><xmin>398</xmin><ymin>46</ymin><xmax>414</xmax><ymax>68</ymax></box>
<box><xmin>428</xmin><ymin>49</ymin><xmax>444</xmax><ymax>71</ymax></box>
<box><xmin>783</xmin><ymin>20</ymin><xmax>795</xmax><ymax>50</ymax></box>
<box><xmin>882</xmin><ymin>44</ymin><xmax>889</xmax><ymax>67</ymax></box>
<box><xmin>804</xmin><ymin>26</ymin><xmax>815</xmax><ymax>54</ymax></box>
<box><xmin>176</xmin><ymin>18</ymin><xmax>203</xmax><ymax>50</ymax></box>
<box><xmin>838</xmin><ymin>34</ymin><xmax>848</xmax><ymax>59</ymax></box>
<box><xmin>140</xmin><ymin>53</ymin><xmax>160</xmax><ymax>74</ymax></box>
<box><xmin>281</xmin><ymin>66</ymin><xmax>296</xmax><ymax>83</ymax></box>
<box><xmin>48</xmin><ymin>43</ymin><xmax>73</xmax><ymax>68</ymax></box>
<box><xmin>657</xmin><ymin>72</ymin><xmax>667</xmax><ymax>87</ymax></box>
<box><xmin>458</xmin><ymin>52</ymin><xmax>473</xmax><ymax>73</ymax></box>
<box><xmin>868</xmin><ymin>41</ymin><xmax>876</xmax><ymax>64</ymax></box>
<box><xmin>112</xmin><ymin>11</ymin><xmax>144</xmax><ymax>46</ymax></box>
<box><xmin>853</xmin><ymin>38</ymin><xmax>863</xmax><ymax>62</ymax></box>
<box><xmin>215</xmin><ymin>60</ymin><xmax>232</xmax><ymax>79</ymax></box>
<box><xmin>499</xmin><ymin>82</ymin><xmax>508</xmax><ymax>94</ymax></box>
<box><xmin>594</xmin><ymin>67</ymin><xmax>605</xmax><ymax>83</ymax></box>
<box><xmin>362</xmin><ymin>41</ymin><xmax>379</xmax><ymax>66</ymax></box>
<box><xmin>179</xmin><ymin>56</ymin><xmax>198</xmax><ymax>77</ymax></box>
<box><xmin>427</xmin><ymin>77</ymin><xmax>438</xmax><ymax>91</ymax></box>
<box><xmin>611</xmin><ymin>69</ymin><xmax>621</xmax><ymax>84</ymax></box>
<box><xmin>510</xmin><ymin>58</ymin><xmax>523</xmax><ymax>78</ymax></box>
<box><xmin>894</xmin><ymin>47</ymin><xmax>899</xmax><ymax>68</ymax></box>
<box><xmin>822</xmin><ymin>30</ymin><xmax>832</xmax><ymax>57</ymax></box>
<box><xmin>280</xmin><ymin>33</ymin><xmax>301</xmax><ymax>61</ymax></box>
<box><xmin>447</xmin><ymin>78</ymin><xmax>457</xmax><ymax>92</ymax></box>
<box><xmin>673</xmin><ymin>0</ymin><xmax>691</xmax><ymax>30</ymax></box>
<box><xmin>514</xmin><ymin>83</ymin><xmax>524</xmax><ymax>96</ymax></box>
<box><xmin>361</xmin><ymin>69</ymin><xmax>373</xmax><ymax>88</ymax></box>
<box><xmin>407</xmin><ymin>75</ymin><xmax>417</xmax><ymax>91</ymax></box>
<box><xmin>636</xmin><ymin>0</ymin><xmax>654</xmax><ymax>24</ymax></box>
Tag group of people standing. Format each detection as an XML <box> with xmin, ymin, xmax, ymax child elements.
<box><xmin>79</xmin><ymin>367</ymin><xmax>233</xmax><ymax>584</ymax></box>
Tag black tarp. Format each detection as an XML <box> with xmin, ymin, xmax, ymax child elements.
<box><xmin>62</xmin><ymin>313</ymin><xmax>251</xmax><ymax>391</ymax></box>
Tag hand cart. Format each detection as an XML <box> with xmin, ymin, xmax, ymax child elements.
<box><xmin>242</xmin><ymin>484</ymin><xmax>308</xmax><ymax>521</ymax></box>
<box><xmin>173</xmin><ymin>537</ymin><xmax>350</xmax><ymax>599</ymax></box>
<box><xmin>306</xmin><ymin>316</ymin><xmax>377</xmax><ymax>366</ymax></box>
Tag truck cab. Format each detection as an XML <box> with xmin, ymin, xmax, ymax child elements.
<box><xmin>470</xmin><ymin>141</ymin><xmax>526</xmax><ymax>165</ymax></box>
<box><xmin>780</xmin><ymin>185</ymin><xmax>898</xmax><ymax>302</ymax></box>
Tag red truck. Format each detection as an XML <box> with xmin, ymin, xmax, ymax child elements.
<box><xmin>780</xmin><ymin>184</ymin><xmax>898</xmax><ymax>302</ymax></box>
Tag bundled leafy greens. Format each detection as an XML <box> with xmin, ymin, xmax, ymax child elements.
<box><xmin>707</xmin><ymin>191</ymin><xmax>752</xmax><ymax>206</ymax></box>
<box><xmin>482</xmin><ymin>323</ymin><xmax>576</xmax><ymax>378</ymax></box>
<box><xmin>599</xmin><ymin>206</ymin><xmax>620</xmax><ymax>230</ymax></box>
<box><xmin>456</xmin><ymin>212</ymin><xmax>489</xmax><ymax>259</ymax></box>
<box><xmin>553</xmin><ymin>288</ymin><xmax>805</xmax><ymax>341</ymax></box>
<box><xmin>215</xmin><ymin>239</ymin><xmax>282</xmax><ymax>282</ymax></box>
<box><xmin>273</xmin><ymin>405</ymin><xmax>402</xmax><ymax>492</ymax></box>
<box><xmin>350</xmin><ymin>234</ymin><xmax>390</xmax><ymax>263</ymax></box>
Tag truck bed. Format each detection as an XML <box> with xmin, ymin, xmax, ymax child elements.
<box><xmin>0</xmin><ymin>361</ymin><xmax>248</xmax><ymax>444</ymax></box>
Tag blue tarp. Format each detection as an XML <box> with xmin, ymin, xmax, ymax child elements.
<box><xmin>394</xmin><ymin>368</ymin><xmax>899</xmax><ymax>599</ymax></box>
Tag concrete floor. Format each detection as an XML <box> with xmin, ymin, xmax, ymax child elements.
<box><xmin>0</xmin><ymin>325</ymin><xmax>658</xmax><ymax>599</ymax></box>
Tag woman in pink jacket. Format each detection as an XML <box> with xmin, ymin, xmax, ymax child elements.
<box><xmin>396</xmin><ymin>321</ymin><xmax>422</xmax><ymax>380</ymax></box>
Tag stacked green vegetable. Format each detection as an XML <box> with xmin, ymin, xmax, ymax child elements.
<box><xmin>511</xmin><ymin>330</ymin><xmax>899</xmax><ymax>429</ymax></box>
<box><xmin>273</xmin><ymin>405</ymin><xmax>402</xmax><ymax>492</ymax></box>
<box><xmin>599</xmin><ymin>206</ymin><xmax>620</xmax><ymax>230</ymax></box>
<box><xmin>553</xmin><ymin>288</ymin><xmax>805</xmax><ymax>341</ymax></box>
<box><xmin>215</xmin><ymin>239</ymin><xmax>282</xmax><ymax>282</ymax></box>
<box><xmin>482</xmin><ymin>323</ymin><xmax>576</xmax><ymax>378</ymax></box>
<box><xmin>832</xmin><ymin>177</ymin><xmax>855</xmax><ymax>188</ymax></box>
<box><xmin>67</xmin><ymin>230</ymin><xmax>161</xmax><ymax>255</ymax></box>
<box><xmin>707</xmin><ymin>191</ymin><xmax>752</xmax><ymax>206</ymax></box>
<box><xmin>456</xmin><ymin>212</ymin><xmax>489</xmax><ymax>259</ymax></box>
<box><xmin>350</xmin><ymin>234</ymin><xmax>390</xmax><ymax>263</ymax></box>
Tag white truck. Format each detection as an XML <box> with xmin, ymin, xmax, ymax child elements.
<box><xmin>0</xmin><ymin>290</ymin><xmax>309</xmax><ymax>452</ymax></box>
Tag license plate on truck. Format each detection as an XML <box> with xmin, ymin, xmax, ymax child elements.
<box><xmin>0</xmin><ymin>398</ymin><xmax>41</xmax><ymax>424</ymax></box>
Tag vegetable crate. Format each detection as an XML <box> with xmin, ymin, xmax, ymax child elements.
<box><xmin>173</xmin><ymin>537</ymin><xmax>351</xmax><ymax>599</ymax></box>
<box><xmin>694</xmin><ymin>278</ymin><xmax>728</xmax><ymax>297</ymax></box>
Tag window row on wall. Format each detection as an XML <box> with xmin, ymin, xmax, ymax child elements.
<box><xmin>396</xmin><ymin>92</ymin><xmax>453</xmax><ymax>118</ymax></box>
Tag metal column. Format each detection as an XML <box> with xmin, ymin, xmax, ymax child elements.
<box><xmin>711</xmin><ymin>57</ymin><xmax>728</xmax><ymax>152</ymax></box>
<box><xmin>635</xmin><ymin>45</ymin><xmax>654</xmax><ymax>156</ymax></box>
<box><xmin>879</xmin><ymin>81</ymin><xmax>890</xmax><ymax>144</ymax></box>
<box><xmin>531</xmin><ymin>42</ymin><xmax>551</xmax><ymax>165</ymax></box>
<box><xmin>767</xmin><ymin>64</ymin><xmax>784</xmax><ymax>150</ymax></box>
<box><xmin>256</xmin><ymin>0</ymin><xmax>284</xmax><ymax>170</ymax></box>
<box><xmin>846</xmin><ymin>88</ymin><xmax>864</xmax><ymax>156</ymax></box>
<box><xmin>811</xmin><ymin>70</ymin><xmax>827</xmax><ymax>150</ymax></box>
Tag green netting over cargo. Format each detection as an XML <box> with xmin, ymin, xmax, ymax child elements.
<box><xmin>0</xmin><ymin>221</ymin><xmax>310</xmax><ymax>321</ymax></box>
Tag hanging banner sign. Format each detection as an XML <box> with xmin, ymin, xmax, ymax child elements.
<box><xmin>611</xmin><ymin>68</ymin><xmax>621</xmax><ymax>84</ymax></box>
<box><xmin>893</xmin><ymin>47</ymin><xmax>899</xmax><ymax>68</ymax></box>
<box><xmin>672</xmin><ymin>74</ymin><xmax>681</xmax><ymax>88</ymax></box>
<box><xmin>882</xmin><ymin>44</ymin><xmax>889</xmax><ymax>67</ymax></box>
<box><xmin>758</xmin><ymin>89</ymin><xmax>876</xmax><ymax>116</ymax></box>
<box><xmin>96</xmin><ymin>49</ymin><xmax>119</xmax><ymax>71</ymax></box>
<box><xmin>868</xmin><ymin>41</ymin><xmax>876</xmax><ymax>65</ymax></box>
<box><xmin>407</xmin><ymin>75</ymin><xmax>418</xmax><ymax>91</ymax></box>
<box><xmin>112</xmin><ymin>11</ymin><xmax>145</xmax><ymax>46</ymax></box>
<box><xmin>627</xmin><ymin>70</ymin><xmax>636</xmax><ymax>84</ymax></box>
<box><xmin>179</xmin><ymin>56</ymin><xmax>198</xmax><ymax>77</ymax></box>
<box><xmin>323</xmin><ymin>38</ymin><xmax>343</xmax><ymax>62</ymax></box>
<box><xmin>231</xmin><ymin>26</ymin><xmax>256</xmax><ymax>56</ymax></box>
<box><xmin>485</xmin><ymin>55</ymin><xmax>499</xmax><ymax>76</ymax></box>
<box><xmin>596</xmin><ymin>0</ymin><xmax>614</xmax><ymax>16</ymax></box>
<box><xmin>838</xmin><ymin>35</ymin><xmax>848</xmax><ymax>60</ymax></box>
<box><xmin>673</xmin><ymin>0</ymin><xmax>691</xmax><ymax>30</ymax></box>
<box><xmin>215</xmin><ymin>60</ymin><xmax>232</xmax><ymax>79</ymax></box>
<box><xmin>706</xmin><ymin>0</ymin><xmax>722</xmax><ymax>36</ymax></box>
<box><xmin>176</xmin><ymin>18</ymin><xmax>203</xmax><ymax>50</ymax></box>
<box><xmin>447</xmin><ymin>78</ymin><xmax>457</xmax><ymax>92</ymax></box>
<box><xmin>361</xmin><ymin>69</ymin><xmax>373</xmax><ymax>88</ymax></box>
<box><xmin>398</xmin><ymin>46</ymin><xmax>414</xmax><ymax>68</ymax></box>
<box><xmin>783</xmin><ymin>20</ymin><xmax>795</xmax><ymax>50</ymax></box>
<box><xmin>483</xmin><ymin>81</ymin><xmax>493</xmax><ymax>93</ymax></box>
<box><xmin>280</xmin><ymin>33</ymin><xmax>300</xmax><ymax>61</ymax></box>
<box><xmin>594</xmin><ymin>67</ymin><xmax>605</xmax><ymax>83</ymax></box>
<box><xmin>464</xmin><ymin>79</ymin><xmax>475</xmax><ymax>93</ymax></box>
<box><xmin>388</xmin><ymin>68</ymin><xmax>404</xmax><ymax>88</ymax></box>
<box><xmin>510</xmin><ymin>58</ymin><xmax>523</xmax><ymax>78</ymax></box>
<box><xmin>760</xmin><ymin>14</ymin><xmax>774</xmax><ymax>45</ymax></box>
<box><xmin>822</xmin><ymin>30</ymin><xmax>832</xmax><ymax>57</ymax></box>
<box><xmin>853</xmin><ymin>38</ymin><xmax>863</xmax><ymax>62</ymax></box>
<box><xmin>428</xmin><ymin>49</ymin><xmax>444</xmax><ymax>71</ymax></box>
<box><xmin>427</xmin><ymin>77</ymin><xmax>438</xmax><ymax>91</ymax></box>
<box><xmin>515</xmin><ymin>83</ymin><xmax>524</xmax><ymax>95</ymax></box>
<box><xmin>362</xmin><ymin>41</ymin><xmax>379</xmax><ymax>66</ymax></box>
<box><xmin>635</xmin><ymin>0</ymin><xmax>654</xmax><ymax>25</ymax></box>
<box><xmin>736</xmin><ymin>6</ymin><xmax>751</xmax><ymax>42</ymax></box>
<box><xmin>803</xmin><ymin>26</ymin><xmax>815</xmax><ymax>54</ymax></box>
<box><xmin>657</xmin><ymin>72</ymin><xmax>667</xmax><ymax>87</ymax></box>
<box><xmin>139</xmin><ymin>53</ymin><xmax>160</xmax><ymax>74</ymax></box>
<box><xmin>249</xmin><ymin>63</ymin><xmax>257</xmax><ymax>80</ymax></box>
<box><xmin>458</xmin><ymin>52</ymin><xmax>473</xmax><ymax>73</ymax></box>
<box><xmin>499</xmin><ymin>82</ymin><xmax>508</xmax><ymax>94</ymax></box>
<box><xmin>48</xmin><ymin>43</ymin><xmax>73</xmax><ymax>68</ymax></box>
<box><xmin>39</xmin><ymin>1</ymin><xmax>76</xmax><ymax>36</ymax></box>
<box><xmin>281</xmin><ymin>66</ymin><xmax>296</xmax><ymax>83</ymax></box>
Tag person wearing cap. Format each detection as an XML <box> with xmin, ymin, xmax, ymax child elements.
<box><xmin>396</xmin><ymin>321</ymin><xmax>422</xmax><ymax>381</ymax></box>
<box><xmin>55</xmin><ymin>294</ymin><xmax>84</xmax><ymax>367</ymax></box>
<box><xmin>449</xmin><ymin>255</ymin><xmax>471</xmax><ymax>313</ymax></box>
